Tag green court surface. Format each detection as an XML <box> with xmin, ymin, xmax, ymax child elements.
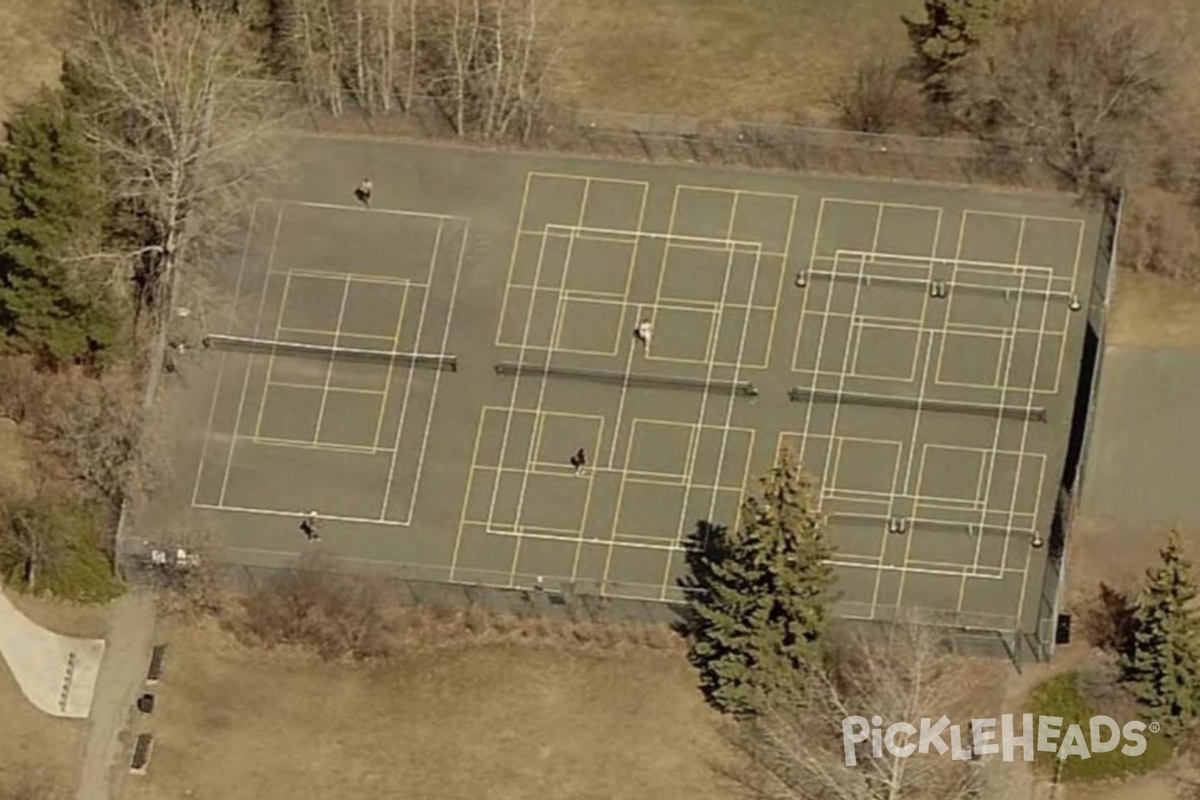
<box><xmin>173</xmin><ymin>136</ymin><xmax>1103</xmax><ymax>642</ymax></box>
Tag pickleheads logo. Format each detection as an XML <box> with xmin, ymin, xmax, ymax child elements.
<box><xmin>841</xmin><ymin>715</ymin><xmax>1157</xmax><ymax>766</ymax></box>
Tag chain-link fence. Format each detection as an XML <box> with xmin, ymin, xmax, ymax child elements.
<box><xmin>277</xmin><ymin>83</ymin><xmax>1068</xmax><ymax>191</ymax></box>
<box><xmin>119</xmin><ymin>81</ymin><xmax>1099</xmax><ymax>654</ymax></box>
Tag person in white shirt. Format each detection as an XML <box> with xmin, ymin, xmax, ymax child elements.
<box><xmin>355</xmin><ymin>178</ymin><xmax>373</xmax><ymax>208</ymax></box>
<box><xmin>635</xmin><ymin>318</ymin><xmax>653</xmax><ymax>348</ymax></box>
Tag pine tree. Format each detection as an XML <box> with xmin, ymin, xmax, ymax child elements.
<box><xmin>686</xmin><ymin>448</ymin><xmax>834</xmax><ymax>715</ymax></box>
<box><xmin>1122</xmin><ymin>530</ymin><xmax>1200</xmax><ymax>734</ymax></box>
<box><xmin>902</xmin><ymin>0</ymin><xmax>1012</xmax><ymax>104</ymax></box>
<box><xmin>0</xmin><ymin>89</ymin><xmax>119</xmax><ymax>367</ymax></box>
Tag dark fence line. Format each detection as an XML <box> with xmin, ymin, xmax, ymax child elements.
<box><xmin>127</xmin><ymin>80</ymin><xmax>1087</xmax><ymax>663</ymax></box>
<box><xmin>263</xmin><ymin>82</ymin><xmax>1068</xmax><ymax>192</ymax></box>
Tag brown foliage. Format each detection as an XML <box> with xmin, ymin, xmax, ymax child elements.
<box><xmin>957</xmin><ymin>0</ymin><xmax>1186</xmax><ymax>192</ymax></box>
<box><xmin>0</xmin><ymin>357</ymin><xmax>51</xmax><ymax>424</ymax></box>
<box><xmin>237</xmin><ymin>554</ymin><xmax>392</xmax><ymax>660</ymax></box>
<box><xmin>829</xmin><ymin>50</ymin><xmax>911</xmax><ymax>134</ymax></box>
<box><xmin>0</xmin><ymin>358</ymin><xmax>154</xmax><ymax>513</ymax></box>
<box><xmin>1120</xmin><ymin>187</ymin><xmax>1200</xmax><ymax>280</ymax></box>
<box><xmin>225</xmin><ymin>556</ymin><xmax>685</xmax><ymax>659</ymax></box>
<box><xmin>732</xmin><ymin>622</ymin><xmax>987</xmax><ymax>800</ymax></box>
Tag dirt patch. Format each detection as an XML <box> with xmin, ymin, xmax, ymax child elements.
<box><xmin>1108</xmin><ymin>270</ymin><xmax>1200</xmax><ymax>349</ymax></box>
<box><xmin>554</xmin><ymin>0</ymin><xmax>922</xmax><ymax>122</ymax></box>
<box><xmin>7</xmin><ymin>591</ymin><xmax>113</xmax><ymax>640</ymax></box>
<box><xmin>0</xmin><ymin>663</ymin><xmax>87</xmax><ymax>798</ymax></box>
<box><xmin>0</xmin><ymin>0</ymin><xmax>73</xmax><ymax>123</ymax></box>
<box><xmin>0</xmin><ymin>418</ymin><xmax>34</xmax><ymax>499</ymax></box>
<box><xmin>121</xmin><ymin>620</ymin><xmax>735</xmax><ymax>800</ymax></box>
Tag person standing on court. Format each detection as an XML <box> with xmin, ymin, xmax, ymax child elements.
<box><xmin>635</xmin><ymin>317</ymin><xmax>653</xmax><ymax>348</ymax></box>
<box><xmin>355</xmin><ymin>178</ymin><xmax>373</xmax><ymax>208</ymax></box>
<box><xmin>569</xmin><ymin>448</ymin><xmax>587</xmax><ymax>476</ymax></box>
<box><xmin>300</xmin><ymin>509</ymin><xmax>322</xmax><ymax>541</ymax></box>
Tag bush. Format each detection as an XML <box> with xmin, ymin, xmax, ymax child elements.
<box><xmin>236</xmin><ymin>554</ymin><xmax>391</xmax><ymax>660</ymax></box>
<box><xmin>1119</xmin><ymin>187</ymin><xmax>1200</xmax><ymax>280</ymax></box>
<box><xmin>829</xmin><ymin>51</ymin><xmax>912</xmax><ymax>133</ymax></box>
<box><xmin>0</xmin><ymin>494</ymin><xmax>122</xmax><ymax>604</ymax></box>
<box><xmin>1028</xmin><ymin>669</ymin><xmax>1173</xmax><ymax>782</ymax></box>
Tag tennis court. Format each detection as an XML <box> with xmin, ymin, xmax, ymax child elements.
<box><xmin>179</xmin><ymin>137</ymin><xmax>1103</xmax><ymax>643</ymax></box>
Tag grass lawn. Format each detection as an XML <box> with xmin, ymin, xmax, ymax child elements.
<box><xmin>1027</xmin><ymin>670</ymin><xmax>1173</xmax><ymax>783</ymax></box>
<box><xmin>555</xmin><ymin>0</ymin><xmax>923</xmax><ymax>122</ymax></box>
<box><xmin>121</xmin><ymin>620</ymin><xmax>736</xmax><ymax>800</ymax></box>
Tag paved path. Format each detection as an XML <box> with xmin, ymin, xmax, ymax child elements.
<box><xmin>0</xmin><ymin>588</ymin><xmax>105</xmax><ymax>718</ymax></box>
<box><xmin>1081</xmin><ymin>346</ymin><xmax>1200</xmax><ymax>523</ymax></box>
<box><xmin>74</xmin><ymin>590</ymin><xmax>156</xmax><ymax>800</ymax></box>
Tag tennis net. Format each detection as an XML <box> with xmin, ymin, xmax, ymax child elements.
<box><xmin>204</xmin><ymin>334</ymin><xmax>458</xmax><ymax>372</ymax></box>
<box><xmin>787</xmin><ymin>386</ymin><xmax>1046</xmax><ymax>422</ymax></box>
<box><xmin>495</xmin><ymin>361</ymin><xmax>758</xmax><ymax>397</ymax></box>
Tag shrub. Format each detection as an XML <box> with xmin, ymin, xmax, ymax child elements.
<box><xmin>1028</xmin><ymin>669</ymin><xmax>1173</xmax><ymax>782</ymax></box>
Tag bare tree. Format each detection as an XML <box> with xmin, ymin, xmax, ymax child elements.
<box><xmin>956</xmin><ymin>0</ymin><xmax>1186</xmax><ymax>192</ymax></box>
<box><xmin>238</xmin><ymin>553</ymin><xmax>392</xmax><ymax>659</ymax></box>
<box><xmin>829</xmin><ymin>50</ymin><xmax>911</xmax><ymax>134</ymax></box>
<box><xmin>0</xmin><ymin>496</ymin><xmax>68</xmax><ymax>593</ymax></box>
<box><xmin>416</xmin><ymin>0</ymin><xmax>563</xmax><ymax>140</ymax></box>
<box><xmin>34</xmin><ymin>367</ymin><xmax>154</xmax><ymax>511</ymax></box>
<box><xmin>731</xmin><ymin>621</ymin><xmax>997</xmax><ymax>800</ymax></box>
<box><xmin>67</xmin><ymin>0</ymin><xmax>286</xmax><ymax>337</ymax></box>
<box><xmin>1120</xmin><ymin>187</ymin><xmax>1200</xmax><ymax>280</ymax></box>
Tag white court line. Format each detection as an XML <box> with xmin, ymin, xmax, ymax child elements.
<box><xmin>970</xmin><ymin>217</ymin><xmax>1032</xmax><ymax>582</ymax></box>
<box><xmin>815</xmin><ymin>219</ymin><xmax>883</xmax><ymax>515</ymax></box>
<box><xmin>250</xmin><ymin>269</ymin><xmax>294</xmax><ymax>441</ymax></box>
<box><xmin>659</xmin><ymin>193</ymin><xmax>759</xmax><ymax>598</ymax></box>
<box><xmin>270</xmin><ymin>268</ymin><xmax>421</xmax><ymax>287</ymax></box>
<box><xmin>1000</xmin><ymin>248</ymin><xmax>1056</xmax><ymax>617</ymax></box>
<box><xmin>268</xmin><ymin>198</ymin><xmax>468</xmax><ymax>222</ymax></box>
<box><xmin>372</xmin><ymin>282</ymin><xmax>412</xmax><ymax>450</ymax></box>
<box><xmin>830</xmin><ymin>559</ymin><xmax>1018</xmax><ymax>579</ymax></box>
<box><xmin>941</xmin><ymin>225</ymin><xmax>1039</xmax><ymax>612</ymax></box>
<box><xmin>866</xmin><ymin>210</ymin><xmax>942</xmax><ymax>616</ymax></box>
<box><xmin>193</xmin><ymin>504</ymin><xmax>409</xmax><ymax>526</ymax></box>
<box><xmin>492</xmin><ymin>183</ymin><xmax>591</xmax><ymax>582</ymax></box>
<box><xmin>450</xmin><ymin>407</ymin><xmax>494</xmax><ymax>583</ymax></box>
<box><xmin>849</xmin><ymin>320</ymin><xmax>922</xmax><ymax>383</ymax></box>
<box><xmin>277</xmin><ymin>326</ymin><xmax>396</xmax><ymax>341</ymax></box>
<box><xmin>821</xmin><ymin>247</ymin><xmax>1078</xmax><ymax>279</ymax></box>
<box><xmin>311</xmin><ymin>276</ymin><xmax>353</xmax><ymax>445</ymax></box>
<box><xmin>542</xmin><ymin>223</ymin><xmax>761</xmax><ymax>250</ymax></box>
<box><xmin>244</xmin><ymin>435</ymin><xmax>390</xmax><ymax>455</ymax></box>
<box><xmin>495</xmin><ymin>174</ymin><xmax>538</xmax><ymax>348</ymax></box>
<box><xmin>192</xmin><ymin>199</ymin><xmax>260</xmax><ymax>508</ymax></box>
<box><xmin>379</xmin><ymin>219</ymin><xmax>465</xmax><ymax>523</ymax></box>
<box><xmin>217</xmin><ymin>207</ymin><xmax>285</xmax><ymax>507</ymax></box>
<box><xmin>267</xmin><ymin>381</ymin><xmax>386</xmax><ymax>397</ymax></box>
<box><xmin>504</xmin><ymin>226</ymin><xmax>581</xmax><ymax>583</ymax></box>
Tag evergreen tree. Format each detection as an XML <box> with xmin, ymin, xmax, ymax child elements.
<box><xmin>902</xmin><ymin>0</ymin><xmax>1011</xmax><ymax>105</ymax></box>
<box><xmin>686</xmin><ymin>449</ymin><xmax>834</xmax><ymax>715</ymax></box>
<box><xmin>0</xmin><ymin>89</ymin><xmax>119</xmax><ymax>367</ymax></box>
<box><xmin>1123</xmin><ymin>530</ymin><xmax>1200</xmax><ymax>734</ymax></box>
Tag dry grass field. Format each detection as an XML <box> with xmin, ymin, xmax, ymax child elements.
<box><xmin>0</xmin><ymin>593</ymin><xmax>109</xmax><ymax>799</ymax></box>
<box><xmin>554</xmin><ymin>0</ymin><xmax>922</xmax><ymax>122</ymax></box>
<box><xmin>121</xmin><ymin>620</ymin><xmax>736</xmax><ymax>800</ymax></box>
<box><xmin>0</xmin><ymin>0</ymin><xmax>74</xmax><ymax>123</ymax></box>
<box><xmin>1108</xmin><ymin>271</ymin><xmax>1200</xmax><ymax>349</ymax></box>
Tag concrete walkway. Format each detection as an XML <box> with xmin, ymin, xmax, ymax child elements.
<box><xmin>1081</xmin><ymin>347</ymin><xmax>1200</xmax><ymax>524</ymax></box>
<box><xmin>0</xmin><ymin>588</ymin><xmax>105</xmax><ymax>718</ymax></box>
<box><xmin>74</xmin><ymin>589</ymin><xmax>156</xmax><ymax>800</ymax></box>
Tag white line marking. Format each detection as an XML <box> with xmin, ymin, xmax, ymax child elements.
<box><xmin>217</xmin><ymin>206</ymin><xmax>285</xmax><ymax>506</ymax></box>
